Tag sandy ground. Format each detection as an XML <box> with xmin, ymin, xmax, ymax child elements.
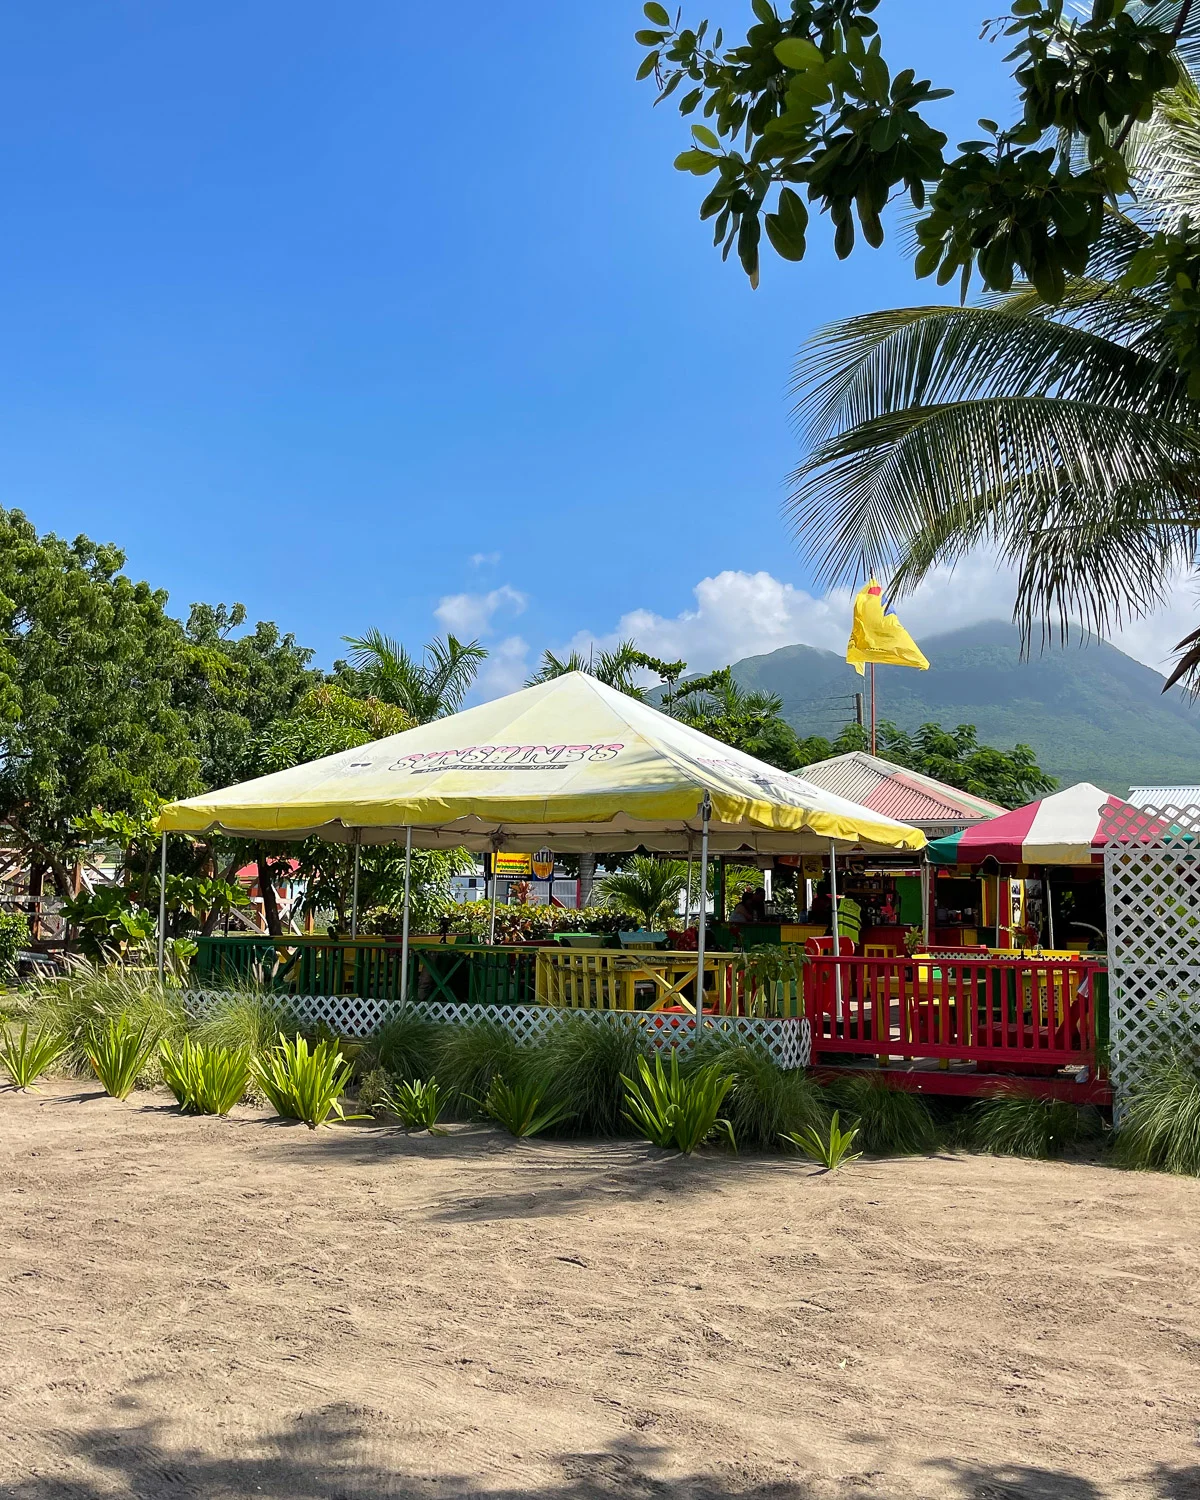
<box><xmin>1</xmin><ymin>1083</ymin><xmax>1198</xmax><ymax>1500</ymax></box>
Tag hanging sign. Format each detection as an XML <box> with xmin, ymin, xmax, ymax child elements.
<box><xmin>494</xmin><ymin>852</ymin><xmax>532</xmax><ymax>877</ymax></box>
<box><xmin>532</xmin><ymin>849</ymin><xmax>555</xmax><ymax>880</ymax></box>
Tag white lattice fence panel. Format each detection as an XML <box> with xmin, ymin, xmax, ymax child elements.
<box><xmin>185</xmin><ymin>991</ymin><xmax>811</xmax><ymax>1067</ymax></box>
<box><xmin>185</xmin><ymin>990</ymin><xmax>400</xmax><ymax>1039</ymax></box>
<box><xmin>1103</xmin><ymin>801</ymin><xmax>1200</xmax><ymax>1112</ymax></box>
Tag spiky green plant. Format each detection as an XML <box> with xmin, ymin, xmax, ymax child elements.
<box><xmin>383</xmin><ymin>1076</ymin><xmax>449</xmax><ymax>1134</ymax></box>
<box><xmin>1116</xmin><ymin>1051</ymin><xmax>1200</xmax><ymax>1176</ymax></box>
<box><xmin>597</xmin><ymin>855</ymin><xmax>688</xmax><ymax>930</ymax></box>
<box><xmin>251</xmin><ymin>1033</ymin><xmax>362</xmax><ymax>1129</ymax></box>
<box><xmin>540</xmin><ymin>1016</ymin><xmax>648</xmax><ymax>1137</ymax></box>
<box><xmin>827</xmin><ymin>1073</ymin><xmax>940</xmax><ymax>1156</ymax></box>
<box><xmin>19</xmin><ymin>959</ymin><xmax>186</xmax><ymax>1075</ymax></box>
<box><xmin>786</xmin><ymin>1110</ymin><xmax>862</xmax><ymax>1172</ymax></box>
<box><xmin>85</xmin><ymin>1014</ymin><xmax>160</xmax><ymax>1100</ymax></box>
<box><xmin>0</xmin><ymin>1022</ymin><xmax>67</xmax><ymax>1090</ymax></box>
<box><xmin>482</xmin><ymin>1075</ymin><xmax>573</xmax><ymax>1139</ymax></box>
<box><xmin>362</xmin><ymin>1010</ymin><xmax>441</xmax><ymax>1082</ymax></box>
<box><xmin>690</xmin><ymin>1032</ymin><xmax>828</xmax><ymax>1151</ymax></box>
<box><xmin>435</xmin><ymin>1020</ymin><xmax>526</xmax><ymax>1113</ymax></box>
<box><xmin>159</xmin><ymin>1036</ymin><xmax>251</xmax><ymax>1116</ymax></box>
<box><xmin>622</xmin><ymin>1049</ymin><xmax>735</xmax><ymax>1154</ymax></box>
<box><xmin>966</xmin><ymin>1086</ymin><xmax>1100</xmax><ymax>1160</ymax></box>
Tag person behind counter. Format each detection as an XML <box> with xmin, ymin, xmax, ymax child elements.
<box><xmin>728</xmin><ymin>885</ymin><xmax>767</xmax><ymax>941</ymax></box>
<box><xmin>806</xmin><ymin>879</ymin><xmax>833</xmax><ymax>933</ymax></box>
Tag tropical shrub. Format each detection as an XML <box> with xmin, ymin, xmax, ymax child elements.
<box><xmin>786</xmin><ymin>1110</ymin><xmax>862</xmax><ymax>1172</ymax></box>
<box><xmin>436</xmin><ymin>901</ymin><xmax>626</xmax><ymax>945</ymax></box>
<box><xmin>360</xmin><ymin>1010</ymin><xmax>441</xmax><ymax>1082</ymax></box>
<box><xmin>1116</xmin><ymin>1051</ymin><xmax>1200</xmax><ymax>1177</ymax></box>
<box><xmin>690</xmin><ymin>1033</ymin><xmax>827</xmax><ymax>1151</ymax></box>
<box><xmin>0</xmin><ymin>910</ymin><xmax>29</xmax><ymax>984</ymax></box>
<box><xmin>539</xmin><ymin>1016</ymin><xmax>648</xmax><ymax>1137</ymax></box>
<box><xmin>251</xmin><ymin>1033</ymin><xmax>359</xmax><ymax>1129</ymax></box>
<box><xmin>436</xmin><ymin>1020</ymin><xmax>526</xmax><ymax>1112</ymax></box>
<box><xmin>159</xmin><ymin>1036</ymin><xmax>251</xmax><ymax>1116</ymax></box>
<box><xmin>86</xmin><ymin>1014</ymin><xmax>160</xmax><ymax>1100</ymax></box>
<box><xmin>482</xmin><ymin>1075</ymin><xmax>572</xmax><ymax>1138</ymax></box>
<box><xmin>966</xmin><ymin>1087</ymin><xmax>1100</xmax><ymax>1161</ymax></box>
<box><xmin>732</xmin><ymin>944</ymin><xmax>806</xmax><ymax>1016</ymax></box>
<box><xmin>598</xmin><ymin>855</ymin><xmax>688</xmax><ymax>930</ymax></box>
<box><xmin>355</xmin><ymin>1066</ymin><xmax>394</xmax><ymax>1115</ymax></box>
<box><xmin>383</xmin><ymin>1076</ymin><xmax>449</xmax><ymax>1134</ymax></box>
<box><xmin>19</xmin><ymin>959</ymin><xmax>187</xmax><ymax>1074</ymax></box>
<box><xmin>622</xmin><ymin>1050</ymin><xmax>735</xmax><ymax>1154</ymax></box>
<box><xmin>0</xmin><ymin>1022</ymin><xmax>67</xmax><ymax>1090</ymax></box>
<box><xmin>827</xmin><ymin>1073</ymin><xmax>940</xmax><ymax>1156</ymax></box>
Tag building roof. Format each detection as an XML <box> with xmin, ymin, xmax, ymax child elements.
<box><xmin>1127</xmin><ymin>785</ymin><xmax>1200</xmax><ymax>808</ymax></box>
<box><xmin>799</xmin><ymin>752</ymin><xmax>1005</xmax><ymax>835</ymax></box>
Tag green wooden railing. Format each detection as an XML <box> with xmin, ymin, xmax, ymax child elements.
<box><xmin>192</xmin><ymin>936</ymin><xmax>538</xmax><ymax>1007</ymax></box>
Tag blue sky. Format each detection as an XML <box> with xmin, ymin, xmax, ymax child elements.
<box><xmin>5</xmin><ymin>2</ymin><xmax>1174</xmax><ymax>692</ymax></box>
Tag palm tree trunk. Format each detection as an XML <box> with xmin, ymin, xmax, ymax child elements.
<box><xmin>256</xmin><ymin>845</ymin><xmax>282</xmax><ymax>936</ymax></box>
<box><xmin>578</xmin><ymin>852</ymin><xmax>596</xmax><ymax>909</ymax></box>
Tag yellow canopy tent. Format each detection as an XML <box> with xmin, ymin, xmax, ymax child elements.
<box><xmin>157</xmin><ymin>672</ymin><xmax>923</xmax><ymax>1011</ymax></box>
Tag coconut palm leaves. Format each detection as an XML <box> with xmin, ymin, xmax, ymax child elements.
<box><xmin>598</xmin><ymin>855</ymin><xmax>688</xmax><ymax>930</ymax></box>
<box><xmin>340</xmin><ymin>630</ymin><xmax>487</xmax><ymax>722</ymax></box>
<box><xmin>787</xmin><ymin>72</ymin><xmax>1200</xmax><ymax>682</ymax></box>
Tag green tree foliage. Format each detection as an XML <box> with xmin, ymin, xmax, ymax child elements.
<box><xmin>179</xmin><ymin>602</ymin><xmax>318</xmax><ymax>788</ymax></box>
<box><xmin>785</xmin><ymin>66</ymin><xmax>1200</xmax><ymax>686</ymax></box>
<box><xmin>638</xmin><ymin>1</ymin><xmax>1197</xmax><ymax>330</ymax></box>
<box><xmin>255</xmin><ymin>683</ymin><xmax>413</xmax><ymax>775</ymax></box>
<box><xmin>598</xmin><ymin>854</ymin><xmax>689</xmax><ymax>928</ymax></box>
<box><xmin>0</xmin><ymin>510</ymin><xmax>200</xmax><ymax>889</ymax></box>
<box><xmin>673</xmin><ymin>666</ymin><xmax>805</xmax><ymax>768</ymax></box>
<box><xmin>526</xmin><ymin>639</ymin><xmax>686</xmax><ymax>701</ymax></box>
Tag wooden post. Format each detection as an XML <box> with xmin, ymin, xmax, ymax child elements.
<box><xmin>869</xmin><ymin>663</ymin><xmax>877</xmax><ymax>755</ymax></box>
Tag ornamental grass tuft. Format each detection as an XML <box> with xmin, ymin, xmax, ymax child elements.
<box><xmin>382</xmin><ymin>1076</ymin><xmax>449</xmax><ymax>1134</ymax></box>
<box><xmin>539</xmin><ymin>1015</ymin><xmax>648</xmax><ymax>1137</ymax></box>
<box><xmin>360</xmin><ymin>1009</ymin><xmax>442</xmax><ymax>1083</ymax></box>
<box><xmin>435</xmin><ymin>1020</ymin><xmax>526</xmax><ymax>1114</ymax></box>
<box><xmin>826</xmin><ymin>1072</ymin><xmax>940</xmax><ymax>1156</ymax></box>
<box><xmin>1115</xmin><ymin>1050</ymin><xmax>1200</xmax><ymax>1176</ymax></box>
<box><xmin>785</xmin><ymin>1109</ymin><xmax>862</xmax><ymax>1172</ymax></box>
<box><xmin>966</xmin><ymin>1086</ymin><xmax>1101</xmax><ymax>1160</ymax></box>
<box><xmin>690</xmin><ymin>1032</ymin><xmax>828</xmax><ymax>1151</ymax></box>
<box><xmin>482</xmin><ymin>1075</ymin><xmax>573</xmax><ymax>1138</ymax></box>
<box><xmin>20</xmin><ymin>958</ymin><xmax>186</xmax><ymax>1076</ymax></box>
<box><xmin>622</xmin><ymin>1048</ymin><xmax>735</xmax><ymax>1154</ymax></box>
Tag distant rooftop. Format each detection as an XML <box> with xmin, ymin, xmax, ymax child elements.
<box><xmin>1127</xmin><ymin>785</ymin><xmax>1200</xmax><ymax>808</ymax></box>
<box><xmin>799</xmin><ymin>751</ymin><xmax>1005</xmax><ymax>834</ymax></box>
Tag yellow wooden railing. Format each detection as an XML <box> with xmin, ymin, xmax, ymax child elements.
<box><xmin>533</xmin><ymin>949</ymin><xmax>801</xmax><ymax>1017</ymax></box>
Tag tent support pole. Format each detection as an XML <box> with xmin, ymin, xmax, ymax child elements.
<box><xmin>489</xmin><ymin>840</ymin><xmax>501</xmax><ymax>945</ymax></box>
<box><xmin>1044</xmin><ymin>869</ymin><xmax>1054</xmax><ymax>949</ymax></box>
<box><xmin>156</xmin><ymin>832</ymin><xmax>167</xmax><ymax>980</ymax></box>
<box><xmin>350</xmin><ymin>834</ymin><xmax>361</xmax><ymax>939</ymax></box>
<box><xmin>684</xmin><ymin>848</ymin><xmax>693</xmax><ymax>930</ymax></box>
<box><xmin>399</xmin><ymin>825</ymin><xmax>413</xmax><ymax>1008</ymax></box>
<box><xmin>829</xmin><ymin>841</ymin><xmax>842</xmax><ymax>1021</ymax></box>
<box><xmin>695</xmin><ymin>797</ymin><xmax>710</xmax><ymax>1038</ymax></box>
<box><xmin>921</xmin><ymin>861</ymin><xmax>931</xmax><ymax>948</ymax></box>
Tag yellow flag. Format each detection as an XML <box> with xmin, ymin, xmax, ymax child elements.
<box><xmin>845</xmin><ymin>579</ymin><xmax>930</xmax><ymax>676</ymax></box>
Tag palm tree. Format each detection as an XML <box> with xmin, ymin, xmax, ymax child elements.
<box><xmin>598</xmin><ymin>855</ymin><xmax>689</xmax><ymax>930</ymax></box>
<box><xmin>526</xmin><ymin>640</ymin><xmax>667</xmax><ymax>700</ymax></box>
<box><xmin>340</xmin><ymin>631</ymin><xmax>487</xmax><ymax>723</ymax></box>
<box><xmin>786</xmin><ymin>69</ymin><xmax>1200</xmax><ymax>687</ymax></box>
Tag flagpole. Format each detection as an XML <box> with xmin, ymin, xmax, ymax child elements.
<box><xmin>869</xmin><ymin>662</ymin><xmax>876</xmax><ymax>755</ymax></box>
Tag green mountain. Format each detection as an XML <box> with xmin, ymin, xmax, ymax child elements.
<box><xmin>726</xmin><ymin>621</ymin><xmax>1200</xmax><ymax>794</ymax></box>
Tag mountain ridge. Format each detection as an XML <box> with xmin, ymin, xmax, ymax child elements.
<box><xmin>724</xmin><ymin>621</ymin><xmax>1200</xmax><ymax>793</ymax></box>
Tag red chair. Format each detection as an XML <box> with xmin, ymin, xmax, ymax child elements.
<box><xmin>804</xmin><ymin>935</ymin><xmax>855</xmax><ymax>957</ymax></box>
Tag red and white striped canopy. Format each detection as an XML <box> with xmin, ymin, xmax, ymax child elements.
<box><xmin>926</xmin><ymin>782</ymin><xmax>1168</xmax><ymax>866</ymax></box>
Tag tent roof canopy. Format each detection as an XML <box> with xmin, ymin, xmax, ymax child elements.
<box><xmin>158</xmin><ymin>671</ymin><xmax>925</xmax><ymax>856</ymax></box>
<box><xmin>925</xmin><ymin>781</ymin><xmax>1168</xmax><ymax>867</ymax></box>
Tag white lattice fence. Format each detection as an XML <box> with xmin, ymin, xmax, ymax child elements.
<box><xmin>1103</xmin><ymin>801</ymin><xmax>1200</xmax><ymax>1112</ymax></box>
<box><xmin>183</xmin><ymin>990</ymin><xmax>811</xmax><ymax>1067</ymax></box>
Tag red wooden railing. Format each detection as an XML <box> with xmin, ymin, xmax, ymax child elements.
<box><xmin>805</xmin><ymin>954</ymin><xmax>1102</xmax><ymax>1072</ymax></box>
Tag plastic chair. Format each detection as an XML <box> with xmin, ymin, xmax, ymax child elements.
<box><xmin>804</xmin><ymin>935</ymin><xmax>855</xmax><ymax>957</ymax></box>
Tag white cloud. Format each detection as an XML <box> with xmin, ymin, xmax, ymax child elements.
<box><xmin>472</xmin><ymin>635</ymin><xmax>531</xmax><ymax>700</ymax></box>
<box><xmin>528</xmin><ymin>556</ymin><xmax>1196</xmax><ymax>687</ymax></box>
<box><xmin>469</xmin><ymin>551</ymin><xmax>500</xmax><ymax>568</ymax></box>
<box><xmin>435</xmin><ymin>583</ymin><xmax>527</xmax><ymax>636</ymax></box>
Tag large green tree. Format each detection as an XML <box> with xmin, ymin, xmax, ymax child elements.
<box><xmin>0</xmin><ymin>510</ymin><xmax>201</xmax><ymax>892</ymax></box>
<box><xmin>785</xmin><ymin>67</ymin><xmax>1200</xmax><ymax>683</ymax></box>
